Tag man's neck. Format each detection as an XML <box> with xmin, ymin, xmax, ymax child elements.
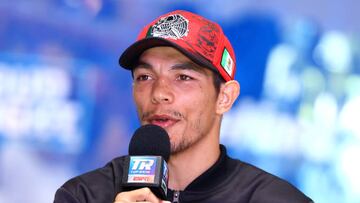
<box><xmin>167</xmin><ymin>137</ymin><xmax>220</xmax><ymax>190</ymax></box>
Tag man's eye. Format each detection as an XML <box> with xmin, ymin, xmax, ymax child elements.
<box><xmin>136</xmin><ymin>75</ymin><xmax>151</xmax><ymax>81</ymax></box>
<box><xmin>178</xmin><ymin>75</ymin><xmax>193</xmax><ymax>81</ymax></box>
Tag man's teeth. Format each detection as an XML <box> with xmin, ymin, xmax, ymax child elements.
<box><xmin>156</xmin><ymin>118</ymin><xmax>168</xmax><ymax>122</ymax></box>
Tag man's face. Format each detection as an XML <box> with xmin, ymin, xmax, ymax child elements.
<box><xmin>132</xmin><ymin>46</ymin><xmax>220</xmax><ymax>154</ymax></box>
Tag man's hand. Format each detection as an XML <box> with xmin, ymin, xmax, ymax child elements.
<box><xmin>114</xmin><ymin>187</ymin><xmax>171</xmax><ymax>203</ymax></box>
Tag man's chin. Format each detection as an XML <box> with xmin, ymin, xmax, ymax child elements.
<box><xmin>169</xmin><ymin>140</ymin><xmax>192</xmax><ymax>155</ymax></box>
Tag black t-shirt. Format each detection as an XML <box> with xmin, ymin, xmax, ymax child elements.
<box><xmin>54</xmin><ymin>145</ymin><xmax>313</xmax><ymax>203</ymax></box>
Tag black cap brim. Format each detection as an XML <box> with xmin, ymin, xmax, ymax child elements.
<box><xmin>119</xmin><ymin>37</ymin><xmax>217</xmax><ymax>72</ymax></box>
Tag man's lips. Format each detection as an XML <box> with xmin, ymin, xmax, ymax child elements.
<box><xmin>146</xmin><ymin>114</ymin><xmax>180</xmax><ymax>128</ymax></box>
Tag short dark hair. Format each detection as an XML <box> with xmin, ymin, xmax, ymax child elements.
<box><xmin>212</xmin><ymin>71</ymin><xmax>226</xmax><ymax>95</ymax></box>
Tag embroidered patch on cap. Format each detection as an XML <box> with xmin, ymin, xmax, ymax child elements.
<box><xmin>221</xmin><ymin>48</ymin><xmax>234</xmax><ymax>77</ymax></box>
<box><xmin>149</xmin><ymin>14</ymin><xmax>189</xmax><ymax>40</ymax></box>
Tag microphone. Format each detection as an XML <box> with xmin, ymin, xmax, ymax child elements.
<box><xmin>122</xmin><ymin>124</ymin><xmax>171</xmax><ymax>199</ymax></box>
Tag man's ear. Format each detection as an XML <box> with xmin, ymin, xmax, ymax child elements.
<box><xmin>216</xmin><ymin>80</ymin><xmax>240</xmax><ymax>114</ymax></box>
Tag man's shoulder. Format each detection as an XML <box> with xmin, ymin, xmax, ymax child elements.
<box><xmin>228</xmin><ymin>157</ymin><xmax>313</xmax><ymax>202</ymax></box>
<box><xmin>63</xmin><ymin>156</ymin><xmax>126</xmax><ymax>190</ymax></box>
<box><xmin>54</xmin><ymin>156</ymin><xmax>127</xmax><ymax>203</ymax></box>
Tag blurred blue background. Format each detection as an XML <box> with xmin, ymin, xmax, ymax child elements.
<box><xmin>1</xmin><ymin>0</ymin><xmax>360</xmax><ymax>202</ymax></box>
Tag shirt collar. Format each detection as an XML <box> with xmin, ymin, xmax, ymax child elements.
<box><xmin>183</xmin><ymin>144</ymin><xmax>236</xmax><ymax>191</ymax></box>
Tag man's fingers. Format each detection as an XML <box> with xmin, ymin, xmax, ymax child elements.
<box><xmin>114</xmin><ymin>187</ymin><xmax>169</xmax><ymax>203</ymax></box>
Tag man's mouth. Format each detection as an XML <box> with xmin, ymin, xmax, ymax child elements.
<box><xmin>147</xmin><ymin>114</ymin><xmax>180</xmax><ymax>129</ymax></box>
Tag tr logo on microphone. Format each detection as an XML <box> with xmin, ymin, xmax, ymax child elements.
<box><xmin>127</xmin><ymin>156</ymin><xmax>157</xmax><ymax>183</ymax></box>
<box><xmin>131</xmin><ymin>159</ymin><xmax>155</xmax><ymax>170</ymax></box>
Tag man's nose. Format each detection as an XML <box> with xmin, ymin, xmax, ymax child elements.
<box><xmin>151</xmin><ymin>78</ymin><xmax>174</xmax><ymax>104</ymax></box>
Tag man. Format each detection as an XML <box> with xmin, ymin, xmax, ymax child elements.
<box><xmin>54</xmin><ymin>10</ymin><xmax>313</xmax><ymax>203</ymax></box>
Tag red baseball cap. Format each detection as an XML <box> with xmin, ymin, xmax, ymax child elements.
<box><xmin>119</xmin><ymin>10</ymin><xmax>236</xmax><ymax>81</ymax></box>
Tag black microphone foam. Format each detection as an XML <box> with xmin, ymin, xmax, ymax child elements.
<box><xmin>128</xmin><ymin>124</ymin><xmax>170</xmax><ymax>162</ymax></box>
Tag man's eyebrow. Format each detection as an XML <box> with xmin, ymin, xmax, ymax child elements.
<box><xmin>131</xmin><ymin>60</ymin><xmax>152</xmax><ymax>79</ymax></box>
<box><xmin>132</xmin><ymin>60</ymin><xmax>208</xmax><ymax>75</ymax></box>
<box><xmin>133</xmin><ymin>60</ymin><xmax>152</xmax><ymax>69</ymax></box>
<box><xmin>170</xmin><ymin>62</ymin><xmax>207</xmax><ymax>74</ymax></box>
